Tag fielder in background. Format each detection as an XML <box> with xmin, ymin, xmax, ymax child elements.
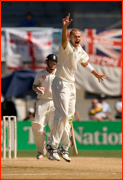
<box><xmin>32</xmin><ymin>54</ymin><xmax>58</xmax><ymax>160</ymax></box>
<box><xmin>46</xmin><ymin>13</ymin><xmax>107</xmax><ymax>162</ymax></box>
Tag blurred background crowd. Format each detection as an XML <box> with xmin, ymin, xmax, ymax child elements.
<box><xmin>1</xmin><ymin>1</ymin><xmax>122</xmax><ymax>29</ymax></box>
<box><xmin>1</xmin><ymin>1</ymin><xmax>122</xmax><ymax>122</ymax></box>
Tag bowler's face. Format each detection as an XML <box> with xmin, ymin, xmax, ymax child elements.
<box><xmin>69</xmin><ymin>31</ymin><xmax>81</xmax><ymax>48</ymax></box>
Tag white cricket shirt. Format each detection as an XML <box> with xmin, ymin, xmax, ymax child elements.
<box><xmin>33</xmin><ymin>68</ymin><xmax>56</xmax><ymax>100</ymax></box>
<box><xmin>56</xmin><ymin>41</ymin><xmax>89</xmax><ymax>82</ymax></box>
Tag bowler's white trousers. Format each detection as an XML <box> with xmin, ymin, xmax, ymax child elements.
<box><xmin>49</xmin><ymin>77</ymin><xmax>76</xmax><ymax>149</ymax></box>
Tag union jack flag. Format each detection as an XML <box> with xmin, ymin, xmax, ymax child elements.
<box><xmin>68</xmin><ymin>29</ymin><xmax>122</xmax><ymax>67</ymax></box>
<box><xmin>81</xmin><ymin>29</ymin><xmax>122</xmax><ymax>67</ymax></box>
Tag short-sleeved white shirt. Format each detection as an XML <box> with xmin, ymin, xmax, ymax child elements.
<box><xmin>56</xmin><ymin>41</ymin><xmax>89</xmax><ymax>82</ymax></box>
<box><xmin>102</xmin><ymin>101</ymin><xmax>111</xmax><ymax>113</ymax></box>
<box><xmin>115</xmin><ymin>100</ymin><xmax>122</xmax><ymax>117</ymax></box>
<box><xmin>101</xmin><ymin>101</ymin><xmax>111</xmax><ymax>118</ymax></box>
<box><xmin>33</xmin><ymin>68</ymin><xmax>56</xmax><ymax>100</ymax></box>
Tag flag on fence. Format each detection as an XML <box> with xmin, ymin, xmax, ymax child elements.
<box><xmin>72</xmin><ymin>29</ymin><xmax>122</xmax><ymax>96</ymax></box>
<box><xmin>5</xmin><ymin>29</ymin><xmax>53</xmax><ymax>70</ymax></box>
<box><xmin>5</xmin><ymin>28</ymin><xmax>122</xmax><ymax>96</ymax></box>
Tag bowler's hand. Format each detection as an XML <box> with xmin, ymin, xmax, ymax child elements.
<box><xmin>96</xmin><ymin>74</ymin><xmax>107</xmax><ymax>82</ymax></box>
<box><xmin>91</xmin><ymin>70</ymin><xmax>107</xmax><ymax>82</ymax></box>
<box><xmin>62</xmin><ymin>13</ymin><xmax>73</xmax><ymax>27</ymax></box>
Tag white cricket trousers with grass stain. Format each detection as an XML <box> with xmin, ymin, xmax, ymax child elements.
<box><xmin>49</xmin><ymin>77</ymin><xmax>76</xmax><ymax>149</ymax></box>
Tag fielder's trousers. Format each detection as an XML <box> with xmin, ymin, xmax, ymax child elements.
<box><xmin>35</xmin><ymin>99</ymin><xmax>55</xmax><ymax>132</ymax></box>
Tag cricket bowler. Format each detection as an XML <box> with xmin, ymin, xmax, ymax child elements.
<box><xmin>46</xmin><ymin>13</ymin><xmax>107</xmax><ymax>162</ymax></box>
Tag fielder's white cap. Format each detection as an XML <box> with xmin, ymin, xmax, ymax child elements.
<box><xmin>99</xmin><ymin>93</ymin><xmax>106</xmax><ymax>99</ymax></box>
<box><xmin>28</xmin><ymin>107</ymin><xmax>35</xmax><ymax>113</ymax></box>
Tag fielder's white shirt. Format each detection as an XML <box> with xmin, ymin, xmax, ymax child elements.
<box><xmin>33</xmin><ymin>68</ymin><xmax>56</xmax><ymax>100</ymax></box>
<box><xmin>56</xmin><ymin>41</ymin><xmax>89</xmax><ymax>82</ymax></box>
<box><xmin>115</xmin><ymin>100</ymin><xmax>122</xmax><ymax>117</ymax></box>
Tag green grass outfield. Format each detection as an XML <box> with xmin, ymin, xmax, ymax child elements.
<box><xmin>1</xmin><ymin>150</ymin><xmax>122</xmax><ymax>158</ymax></box>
